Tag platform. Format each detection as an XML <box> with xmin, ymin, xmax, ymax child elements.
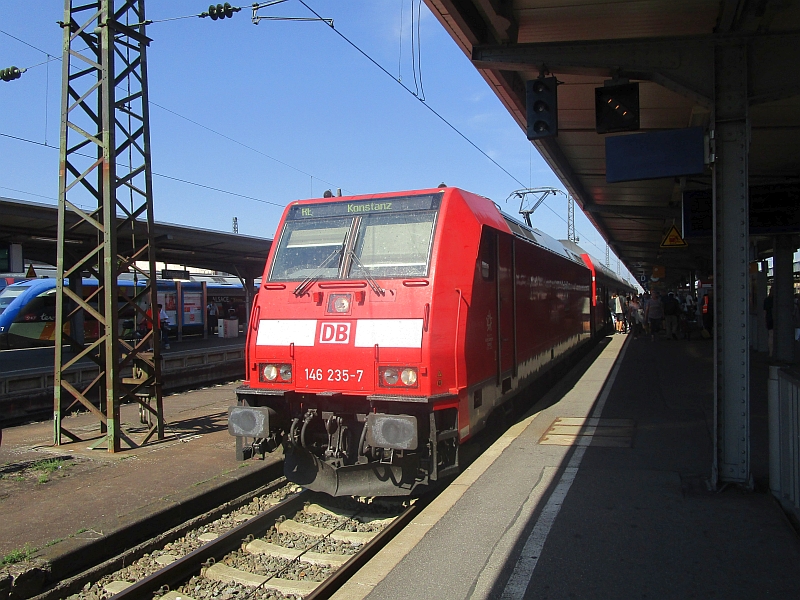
<box><xmin>0</xmin><ymin>380</ymin><xmax>281</xmax><ymax>596</ymax></box>
<box><xmin>333</xmin><ymin>335</ymin><xmax>800</xmax><ymax>600</ymax></box>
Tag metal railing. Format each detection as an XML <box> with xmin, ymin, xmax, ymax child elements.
<box><xmin>768</xmin><ymin>366</ymin><xmax>800</xmax><ymax>522</ymax></box>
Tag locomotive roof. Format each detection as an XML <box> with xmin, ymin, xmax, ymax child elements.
<box><xmin>498</xmin><ymin>210</ymin><xmax>586</xmax><ymax>266</ymax></box>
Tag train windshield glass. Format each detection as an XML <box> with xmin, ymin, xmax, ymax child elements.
<box><xmin>0</xmin><ymin>285</ymin><xmax>30</xmax><ymax>315</ymax></box>
<box><xmin>269</xmin><ymin>218</ymin><xmax>350</xmax><ymax>281</ymax></box>
<box><xmin>270</xmin><ymin>194</ymin><xmax>441</xmax><ymax>282</ymax></box>
<box><xmin>351</xmin><ymin>211</ymin><xmax>436</xmax><ymax>277</ymax></box>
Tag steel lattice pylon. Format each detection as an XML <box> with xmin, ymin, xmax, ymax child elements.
<box><xmin>54</xmin><ymin>0</ymin><xmax>163</xmax><ymax>452</ymax></box>
<box><xmin>567</xmin><ymin>194</ymin><xmax>577</xmax><ymax>243</ymax></box>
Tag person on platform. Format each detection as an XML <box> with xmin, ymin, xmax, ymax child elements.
<box><xmin>628</xmin><ymin>295</ymin><xmax>644</xmax><ymax>338</ymax></box>
<box><xmin>207</xmin><ymin>301</ymin><xmax>219</xmax><ymax>336</ymax></box>
<box><xmin>611</xmin><ymin>294</ymin><xmax>625</xmax><ymax>334</ymax></box>
<box><xmin>645</xmin><ymin>291</ymin><xmax>664</xmax><ymax>341</ymax></box>
<box><xmin>158</xmin><ymin>303</ymin><xmax>171</xmax><ymax>350</ymax></box>
<box><xmin>138</xmin><ymin>302</ymin><xmax>154</xmax><ymax>350</ymax></box>
<box><xmin>663</xmin><ymin>292</ymin><xmax>681</xmax><ymax>340</ymax></box>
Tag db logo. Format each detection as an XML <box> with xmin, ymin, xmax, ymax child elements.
<box><xmin>319</xmin><ymin>322</ymin><xmax>351</xmax><ymax>344</ymax></box>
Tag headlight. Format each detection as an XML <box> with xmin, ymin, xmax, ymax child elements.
<box><xmin>327</xmin><ymin>293</ymin><xmax>352</xmax><ymax>314</ymax></box>
<box><xmin>379</xmin><ymin>366</ymin><xmax>418</xmax><ymax>388</ymax></box>
<box><xmin>262</xmin><ymin>364</ymin><xmax>278</xmax><ymax>381</ymax></box>
<box><xmin>400</xmin><ymin>368</ymin><xmax>417</xmax><ymax>386</ymax></box>
<box><xmin>259</xmin><ymin>363</ymin><xmax>292</xmax><ymax>383</ymax></box>
<box><xmin>382</xmin><ymin>368</ymin><xmax>399</xmax><ymax>386</ymax></box>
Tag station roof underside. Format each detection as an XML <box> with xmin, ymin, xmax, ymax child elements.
<box><xmin>424</xmin><ymin>0</ymin><xmax>800</xmax><ymax>286</ymax></box>
<box><xmin>0</xmin><ymin>197</ymin><xmax>272</xmax><ymax>280</ymax></box>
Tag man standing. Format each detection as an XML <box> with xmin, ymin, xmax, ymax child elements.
<box><xmin>158</xmin><ymin>303</ymin><xmax>171</xmax><ymax>350</ymax></box>
<box><xmin>663</xmin><ymin>292</ymin><xmax>681</xmax><ymax>340</ymax></box>
<box><xmin>645</xmin><ymin>291</ymin><xmax>665</xmax><ymax>341</ymax></box>
<box><xmin>207</xmin><ymin>301</ymin><xmax>219</xmax><ymax>336</ymax></box>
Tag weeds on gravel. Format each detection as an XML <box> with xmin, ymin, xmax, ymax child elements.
<box><xmin>1</xmin><ymin>544</ymin><xmax>37</xmax><ymax>566</ymax></box>
<box><xmin>32</xmin><ymin>458</ymin><xmax>68</xmax><ymax>484</ymax></box>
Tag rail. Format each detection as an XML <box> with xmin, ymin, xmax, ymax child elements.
<box><xmin>768</xmin><ymin>365</ymin><xmax>800</xmax><ymax>523</ymax></box>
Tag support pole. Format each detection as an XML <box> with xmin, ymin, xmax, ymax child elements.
<box><xmin>55</xmin><ymin>0</ymin><xmax>162</xmax><ymax>452</ymax></box>
<box><xmin>767</xmin><ymin>365</ymin><xmax>780</xmax><ymax>495</ymax></box>
<box><xmin>773</xmin><ymin>235</ymin><xmax>794</xmax><ymax>363</ymax></box>
<box><xmin>712</xmin><ymin>42</ymin><xmax>751</xmax><ymax>488</ymax></box>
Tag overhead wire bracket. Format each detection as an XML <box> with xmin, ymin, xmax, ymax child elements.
<box><xmin>508</xmin><ymin>187</ymin><xmax>566</xmax><ymax>228</ymax></box>
<box><xmin>251</xmin><ymin>1</ymin><xmax>333</xmax><ymax>26</ymax></box>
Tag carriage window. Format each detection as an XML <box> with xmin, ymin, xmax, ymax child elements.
<box><xmin>478</xmin><ymin>230</ymin><xmax>496</xmax><ymax>281</ymax></box>
<box><xmin>350</xmin><ymin>211</ymin><xmax>437</xmax><ymax>278</ymax></box>
<box><xmin>269</xmin><ymin>218</ymin><xmax>350</xmax><ymax>281</ymax></box>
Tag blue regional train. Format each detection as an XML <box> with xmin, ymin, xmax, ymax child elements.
<box><xmin>0</xmin><ymin>277</ymin><xmax>253</xmax><ymax>350</ymax></box>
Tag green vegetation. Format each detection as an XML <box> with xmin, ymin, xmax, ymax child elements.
<box><xmin>32</xmin><ymin>458</ymin><xmax>67</xmax><ymax>474</ymax></box>
<box><xmin>31</xmin><ymin>458</ymin><xmax>69</xmax><ymax>484</ymax></box>
<box><xmin>1</xmin><ymin>544</ymin><xmax>37</xmax><ymax>566</ymax></box>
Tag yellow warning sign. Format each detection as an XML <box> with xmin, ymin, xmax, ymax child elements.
<box><xmin>660</xmin><ymin>225</ymin><xmax>688</xmax><ymax>248</ymax></box>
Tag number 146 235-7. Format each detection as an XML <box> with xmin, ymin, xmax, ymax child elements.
<box><xmin>304</xmin><ymin>368</ymin><xmax>364</xmax><ymax>382</ymax></box>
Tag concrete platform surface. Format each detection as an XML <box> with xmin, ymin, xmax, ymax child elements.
<box><xmin>0</xmin><ymin>380</ymin><xmax>275</xmax><ymax>561</ymax></box>
<box><xmin>333</xmin><ymin>335</ymin><xmax>800</xmax><ymax>600</ymax></box>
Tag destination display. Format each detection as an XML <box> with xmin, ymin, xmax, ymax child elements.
<box><xmin>287</xmin><ymin>193</ymin><xmax>442</xmax><ymax>220</ymax></box>
<box><xmin>683</xmin><ymin>184</ymin><xmax>800</xmax><ymax>237</ymax></box>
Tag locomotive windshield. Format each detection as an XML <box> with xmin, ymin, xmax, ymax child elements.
<box><xmin>0</xmin><ymin>285</ymin><xmax>30</xmax><ymax>315</ymax></box>
<box><xmin>269</xmin><ymin>218</ymin><xmax>350</xmax><ymax>281</ymax></box>
<box><xmin>269</xmin><ymin>193</ymin><xmax>440</xmax><ymax>282</ymax></box>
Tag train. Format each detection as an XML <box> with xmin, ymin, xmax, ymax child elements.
<box><xmin>0</xmin><ymin>276</ymin><xmax>253</xmax><ymax>350</ymax></box>
<box><xmin>228</xmin><ymin>186</ymin><xmax>635</xmax><ymax>496</ymax></box>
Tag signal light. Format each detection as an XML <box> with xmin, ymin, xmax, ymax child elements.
<box><xmin>595</xmin><ymin>82</ymin><xmax>639</xmax><ymax>134</ymax></box>
<box><xmin>1</xmin><ymin>67</ymin><xmax>22</xmax><ymax>82</ymax></box>
<box><xmin>526</xmin><ymin>77</ymin><xmax>558</xmax><ymax>139</ymax></box>
<box><xmin>203</xmin><ymin>3</ymin><xmax>240</xmax><ymax>20</ymax></box>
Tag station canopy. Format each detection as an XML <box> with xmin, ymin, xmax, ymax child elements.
<box><xmin>0</xmin><ymin>197</ymin><xmax>272</xmax><ymax>279</ymax></box>
<box><xmin>424</xmin><ymin>0</ymin><xmax>800</xmax><ymax>287</ymax></box>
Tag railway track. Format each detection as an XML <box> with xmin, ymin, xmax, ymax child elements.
<box><xmin>54</xmin><ymin>483</ymin><xmax>422</xmax><ymax>600</ymax></box>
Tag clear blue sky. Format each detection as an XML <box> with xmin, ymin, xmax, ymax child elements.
<box><xmin>1</xmin><ymin>0</ymin><xmax>632</xmax><ymax>279</ymax></box>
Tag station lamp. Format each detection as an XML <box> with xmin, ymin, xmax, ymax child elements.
<box><xmin>595</xmin><ymin>82</ymin><xmax>640</xmax><ymax>134</ymax></box>
<box><xmin>526</xmin><ymin>77</ymin><xmax>558</xmax><ymax>139</ymax></box>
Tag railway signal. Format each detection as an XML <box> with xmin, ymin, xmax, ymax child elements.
<box><xmin>202</xmin><ymin>3</ymin><xmax>240</xmax><ymax>20</ymax></box>
<box><xmin>526</xmin><ymin>77</ymin><xmax>558</xmax><ymax>139</ymax></box>
<box><xmin>1</xmin><ymin>66</ymin><xmax>23</xmax><ymax>82</ymax></box>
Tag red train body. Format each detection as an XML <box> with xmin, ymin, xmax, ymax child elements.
<box><xmin>229</xmin><ymin>188</ymin><xmax>631</xmax><ymax>496</ymax></box>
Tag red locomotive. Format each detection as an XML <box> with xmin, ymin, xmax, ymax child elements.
<box><xmin>229</xmin><ymin>187</ymin><xmax>632</xmax><ymax>496</ymax></box>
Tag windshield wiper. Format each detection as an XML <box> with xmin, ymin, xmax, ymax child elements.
<box><xmin>347</xmin><ymin>250</ymin><xmax>385</xmax><ymax>296</ymax></box>
<box><xmin>293</xmin><ymin>247</ymin><xmax>343</xmax><ymax>297</ymax></box>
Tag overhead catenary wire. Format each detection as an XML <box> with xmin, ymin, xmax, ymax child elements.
<box><xmin>293</xmin><ymin>1</ymin><xmax>610</xmax><ymax>255</ymax></box>
<box><xmin>2</xmin><ymin>12</ymin><xmax>615</xmax><ymax>260</ymax></box>
<box><xmin>0</xmin><ymin>132</ymin><xmax>286</xmax><ymax>209</ymax></box>
<box><xmin>0</xmin><ymin>27</ymin><xmax>350</xmax><ymax>198</ymax></box>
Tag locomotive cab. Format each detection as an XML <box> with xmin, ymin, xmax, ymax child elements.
<box><xmin>231</xmin><ymin>191</ymin><xmax>458</xmax><ymax>496</ymax></box>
